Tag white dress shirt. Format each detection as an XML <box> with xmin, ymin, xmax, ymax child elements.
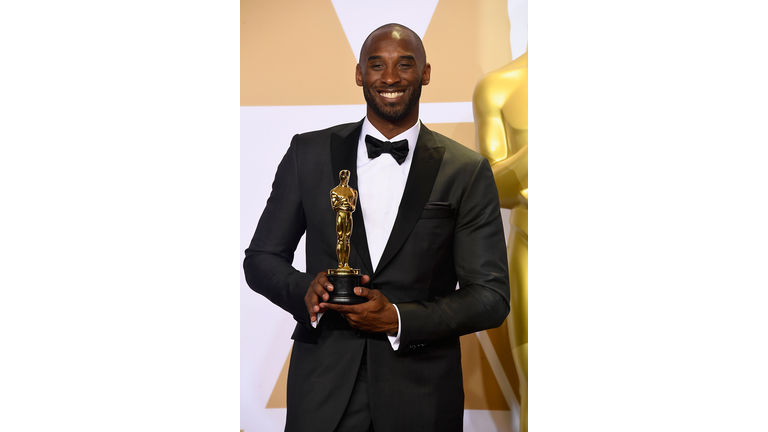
<box><xmin>313</xmin><ymin>118</ymin><xmax>421</xmax><ymax>351</ymax></box>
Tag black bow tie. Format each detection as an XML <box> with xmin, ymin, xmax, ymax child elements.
<box><xmin>364</xmin><ymin>134</ymin><xmax>409</xmax><ymax>165</ymax></box>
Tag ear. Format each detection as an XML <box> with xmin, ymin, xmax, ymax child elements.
<box><xmin>355</xmin><ymin>64</ymin><xmax>363</xmax><ymax>87</ymax></box>
<box><xmin>421</xmin><ymin>63</ymin><xmax>431</xmax><ymax>85</ymax></box>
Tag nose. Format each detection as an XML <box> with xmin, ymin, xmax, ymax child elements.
<box><xmin>381</xmin><ymin>66</ymin><xmax>401</xmax><ymax>86</ymax></box>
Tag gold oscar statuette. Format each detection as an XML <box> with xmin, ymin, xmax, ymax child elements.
<box><xmin>326</xmin><ymin>170</ymin><xmax>365</xmax><ymax>304</ymax></box>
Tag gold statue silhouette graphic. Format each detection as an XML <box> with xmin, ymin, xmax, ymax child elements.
<box><xmin>473</xmin><ymin>49</ymin><xmax>528</xmax><ymax>432</ymax></box>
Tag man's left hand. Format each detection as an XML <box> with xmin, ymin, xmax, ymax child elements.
<box><xmin>320</xmin><ymin>287</ymin><xmax>399</xmax><ymax>334</ymax></box>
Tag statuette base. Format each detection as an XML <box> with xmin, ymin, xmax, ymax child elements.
<box><xmin>326</xmin><ymin>273</ymin><xmax>367</xmax><ymax>304</ymax></box>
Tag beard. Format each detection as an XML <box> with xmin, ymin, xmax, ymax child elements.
<box><xmin>363</xmin><ymin>79</ymin><xmax>423</xmax><ymax>122</ymax></box>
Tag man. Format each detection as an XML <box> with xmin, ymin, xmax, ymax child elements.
<box><xmin>244</xmin><ymin>23</ymin><xmax>509</xmax><ymax>432</ymax></box>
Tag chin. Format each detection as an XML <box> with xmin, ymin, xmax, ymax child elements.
<box><xmin>364</xmin><ymin>86</ymin><xmax>421</xmax><ymax>122</ymax></box>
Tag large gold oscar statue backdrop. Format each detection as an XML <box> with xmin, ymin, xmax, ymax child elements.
<box><xmin>473</xmin><ymin>49</ymin><xmax>528</xmax><ymax>431</ymax></box>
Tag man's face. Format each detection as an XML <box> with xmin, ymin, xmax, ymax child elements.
<box><xmin>356</xmin><ymin>30</ymin><xmax>431</xmax><ymax>124</ymax></box>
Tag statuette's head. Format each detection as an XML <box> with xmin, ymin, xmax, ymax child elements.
<box><xmin>339</xmin><ymin>169</ymin><xmax>350</xmax><ymax>184</ymax></box>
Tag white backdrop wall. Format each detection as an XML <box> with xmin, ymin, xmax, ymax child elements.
<box><xmin>241</xmin><ymin>1</ymin><xmax>527</xmax><ymax>431</ymax></box>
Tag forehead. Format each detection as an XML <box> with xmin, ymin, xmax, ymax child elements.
<box><xmin>362</xmin><ymin>29</ymin><xmax>418</xmax><ymax>60</ymax></box>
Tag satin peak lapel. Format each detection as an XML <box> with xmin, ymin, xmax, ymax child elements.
<box><xmin>375</xmin><ymin>125</ymin><xmax>445</xmax><ymax>274</ymax></box>
<box><xmin>330</xmin><ymin>120</ymin><xmax>373</xmax><ymax>276</ymax></box>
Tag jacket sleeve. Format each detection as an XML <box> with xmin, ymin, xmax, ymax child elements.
<box><xmin>243</xmin><ymin>136</ymin><xmax>315</xmax><ymax>327</ymax></box>
<box><xmin>396</xmin><ymin>157</ymin><xmax>511</xmax><ymax>352</ymax></box>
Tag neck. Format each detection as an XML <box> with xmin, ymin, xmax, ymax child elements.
<box><xmin>366</xmin><ymin>107</ymin><xmax>419</xmax><ymax>140</ymax></box>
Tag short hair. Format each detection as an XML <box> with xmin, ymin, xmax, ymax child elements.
<box><xmin>358</xmin><ymin>23</ymin><xmax>427</xmax><ymax>68</ymax></box>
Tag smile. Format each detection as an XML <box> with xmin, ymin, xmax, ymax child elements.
<box><xmin>379</xmin><ymin>91</ymin><xmax>404</xmax><ymax>99</ymax></box>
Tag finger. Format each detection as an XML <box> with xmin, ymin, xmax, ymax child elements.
<box><xmin>313</xmin><ymin>285</ymin><xmax>330</xmax><ymax>302</ymax></box>
<box><xmin>353</xmin><ymin>286</ymin><xmax>376</xmax><ymax>299</ymax></box>
<box><xmin>320</xmin><ymin>302</ymin><xmax>353</xmax><ymax>314</ymax></box>
<box><xmin>309</xmin><ymin>294</ymin><xmax>332</xmax><ymax>320</ymax></box>
<box><xmin>307</xmin><ymin>273</ymin><xmax>331</xmax><ymax>320</ymax></box>
<box><xmin>305</xmin><ymin>294</ymin><xmax>319</xmax><ymax>322</ymax></box>
<box><xmin>360</xmin><ymin>275</ymin><xmax>371</xmax><ymax>285</ymax></box>
<box><xmin>307</xmin><ymin>301</ymin><xmax>317</xmax><ymax>322</ymax></box>
<box><xmin>310</xmin><ymin>282</ymin><xmax>331</xmax><ymax>302</ymax></box>
<box><xmin>316</xmin><ymin>271</ymin><xmax>334</xmax><ymax>292</ymax></box>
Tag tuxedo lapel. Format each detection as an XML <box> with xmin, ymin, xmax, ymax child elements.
<box><xmin>375</xmin><ymin>124</ymin><xmax>445</xmax><ymax>274</ymax></box>
<box><xmin>330</xmin><ymin>120</ymin><xmax>374</xmax><ymax>276</ymax></box>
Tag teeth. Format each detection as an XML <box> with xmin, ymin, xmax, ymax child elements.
<box><xmin>380</xmin><ymin>92</ymin><xmax>404</xmax><ymax>98</ymax></box>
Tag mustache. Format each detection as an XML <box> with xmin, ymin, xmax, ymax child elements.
<box><xmin>372</xmin><ymin>86</ymin><xmax>409</xmax><ymax>91</ymax></box>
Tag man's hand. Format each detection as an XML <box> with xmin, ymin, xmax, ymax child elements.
<box><xmin>304</xmin><ymin>273</ymin><xmax>373</xmax><ymax>323</ymax></box>
<box><xmin>320</xmin><ymin>284</ymin><xmax>398</xmax><ymax>334</ymax></box>
<box><xmin>305</xmin><ymin>271</ymin><xmax>333</xmax><ymax>323</ymax></box>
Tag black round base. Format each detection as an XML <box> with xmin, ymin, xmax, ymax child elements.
<box><xmin>326</xmin><ymin>273</ymin><xmax>367</xmax><ymax>304</ymax></box>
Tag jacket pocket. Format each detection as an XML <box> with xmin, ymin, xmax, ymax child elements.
<box><xmin>421</xmin><ymin>202</ymin><xmax>455</xmax><ymax>219</ymax></box>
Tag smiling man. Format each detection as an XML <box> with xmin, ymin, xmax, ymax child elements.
<box><xmin>357</xmin><ymin>25</ymin><xmax>428</xmax><ymax>133</ymax></box>
<box><xmin>244</xmin><ymin>24</ymin><xmax>510</xmax><ymax>432</ymax></box>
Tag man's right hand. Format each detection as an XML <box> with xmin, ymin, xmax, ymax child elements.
<box><xmin>305</xmin><ymin>271</ymin><xmax>333</xmax><ymax>323</ymax></box>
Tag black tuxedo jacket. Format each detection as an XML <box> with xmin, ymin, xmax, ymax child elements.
<box><xmin>244</xmin><ymin>120</ymin><xmax>509</xmax><ymax>432</ymax></box>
